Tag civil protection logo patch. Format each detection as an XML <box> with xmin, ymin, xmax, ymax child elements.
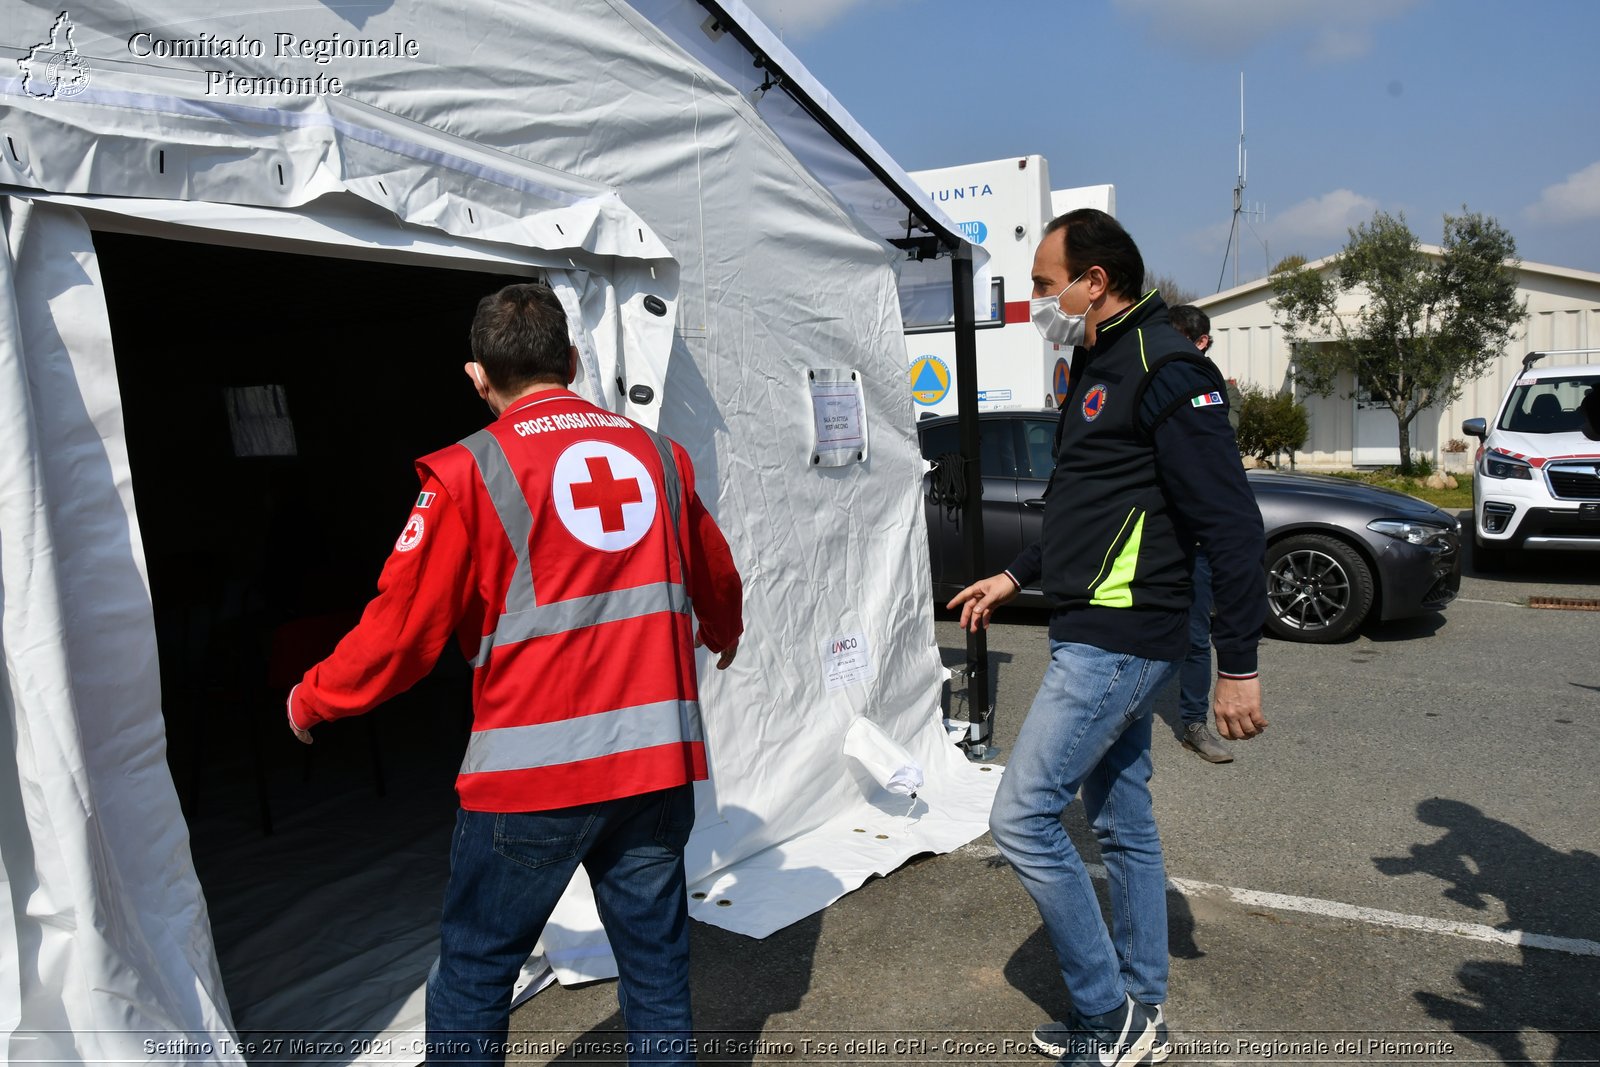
<box><xmin>1081</xmin><ymin>384</ymin><xmax>1108</xmax><ymax>422</ymax></box>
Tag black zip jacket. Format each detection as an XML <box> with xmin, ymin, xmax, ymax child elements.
<box><xmin>1005</xmin><ymin>292</ymin><xmax>1266</xmax><ymax>676</ymax></box>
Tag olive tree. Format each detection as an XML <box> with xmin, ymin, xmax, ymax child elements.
<box><xmin>1270</xmin><ymin>209</ymin><xmax>1523</xmax><ymax>472</ymax></box>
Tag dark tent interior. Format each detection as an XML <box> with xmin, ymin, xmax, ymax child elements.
<box><xmin>94</xmin><ymin>229</ymin><xmax>535</xmax><ymax>1037</ymax></box>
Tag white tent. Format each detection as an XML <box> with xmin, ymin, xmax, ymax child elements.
<box><xmin>0</xmin><ymin>1</ymin><xmax>1000</xmax><ymax>1062</ymax></box>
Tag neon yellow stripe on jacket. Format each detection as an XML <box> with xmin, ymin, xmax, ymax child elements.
<box><xmin>1090</xmin><ymin>512</ymin><xmax>1146</xmax><ymax>608</ymax></box>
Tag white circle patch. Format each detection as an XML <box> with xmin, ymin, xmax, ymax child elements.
<box><xmin>552</xmin><ymin>440</ymin><xmax>658</xmax><ymax>552</ymax></box>
<box><xmin>396</xmin><ymin>514</ymin><xmax>425</xmax><ymax>552</ymax></box>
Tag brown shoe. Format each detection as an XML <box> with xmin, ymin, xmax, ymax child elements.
<box><xmin>1182</xmin><ymin>722</ymin><xmax>1234</xmax><ymax>763</ymax></box>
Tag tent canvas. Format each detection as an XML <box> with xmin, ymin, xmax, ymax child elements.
<box><xmin>0</xmin><ymin>1</ymin><xmax>1002</xmax><ymax>1062</ymax></box>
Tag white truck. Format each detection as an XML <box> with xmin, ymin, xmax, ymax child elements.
<box><xmin>903</xmin><ymin>155</ymin><xmax>1114</xmax><ymax>418</ymax></box>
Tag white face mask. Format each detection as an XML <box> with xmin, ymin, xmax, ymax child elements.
<box><xmin>1030</xmin><ymin>271</ymin><xmax>1091</xmax><ymax>346</ymax></box>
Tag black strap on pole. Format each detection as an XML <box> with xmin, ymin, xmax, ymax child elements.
<box><xmin>950</xmin><ymin>244</ymin><xmax>992</xmax><ymax>751</ymax></box>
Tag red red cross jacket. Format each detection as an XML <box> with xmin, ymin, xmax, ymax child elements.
<box><xmin>290</xmin><ymin>389</ymin><xmax>744</xmax><ymax>812</ymax></box>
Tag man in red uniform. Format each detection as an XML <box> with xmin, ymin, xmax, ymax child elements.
<box><xmin>287</xmin><ymin>282</ymin><xmax>743</xmax><ymax>1065</ymax></box>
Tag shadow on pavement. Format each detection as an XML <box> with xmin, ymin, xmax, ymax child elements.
<box><xmin>1373</xmin><ymin>798</ymin><xmax>1600</xmax><ymax>1064</ymax></box>
<box><xmin>1000</xmin><ymin>800</ymin><xmax>1204</xmax><ymax>1026</ymax></box>
<box><xmin>1362</xmin><ymin>611</ymin><xmax>1449</xmax><ymax>643</ymax></box>
<box><xmin>551</xmin><ymin>910</ymin><xmax>827</xmax><ymax>1066</ymax></box>
<box><xmin>555</xmin><ymin>805</ymin><xmax>838</xmax><ymax>1066</ymax></box>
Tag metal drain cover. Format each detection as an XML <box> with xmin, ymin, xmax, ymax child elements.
<box><xmin>1527</xmin><ymin>596</ymin><xmax>1600</xmax><ymax>611</ymax></box>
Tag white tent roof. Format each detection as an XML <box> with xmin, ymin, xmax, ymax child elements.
<box><xmin>638</xmin><ymin>0</ymin><xmax>968</xmax><ymax>245</ymax></box>
<box><xmin>637</xmin><ymin>0</ymin><xmax>992</xmax><ymax>322</ymax></box>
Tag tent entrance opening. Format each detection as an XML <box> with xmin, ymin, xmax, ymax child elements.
<box><xmin>95</xmin><ymin>230</ymin><xmax>526</xmax><ymax>1037</ymax></box>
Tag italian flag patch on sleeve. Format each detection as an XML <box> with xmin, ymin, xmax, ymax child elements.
<box><xmin>1191</xmin><ymin>392</ymin><xmax>1225</xmax><ymax>408</ymax></box>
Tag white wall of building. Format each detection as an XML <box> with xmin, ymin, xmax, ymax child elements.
<box><xmin>1196</xmin><ymin>254</ymin><xmax>1600</xmax><ymax>469</ymax></box>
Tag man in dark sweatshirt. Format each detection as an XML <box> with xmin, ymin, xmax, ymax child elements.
<box><xmin>949</xmin><ymin>209</ymin><xmax>1267</xmax><ymax>1067</ymax></box>
<box><xmin>1167</xmin><ymin>302</ymin><xmax>1236</xmax><ymax>765</ymax></box>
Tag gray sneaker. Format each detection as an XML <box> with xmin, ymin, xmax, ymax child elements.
<box><xmin>1182</xmin><ymin>721</ymin><xmax>1234</xmax><ymax>763</ymax></box>
<box><xmin>1032</xmin><ymin>1002</ymin><xmax>1169</xmax><ymax>1064</ymax></box>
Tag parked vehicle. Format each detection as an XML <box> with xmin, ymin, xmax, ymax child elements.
<box><xmin>902</xmin><ymin>156</ymin><xmax>1114</xmax><ymax>417</ymax></box>
<box><xmin>919</xmin><ymin>410</ymin><xmax>1462</xmax><ymax>643</ymax></box>
<box><xmin>1462</xmin><ymin>351</ymin><xmax>1600</xmax><ymax>569</ymax></box>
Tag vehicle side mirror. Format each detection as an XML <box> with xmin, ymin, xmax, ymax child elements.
<box><xmin>1461</xmin><ymin>417</ymin><xmax>1487</xmax><ymax>439</ymax></box>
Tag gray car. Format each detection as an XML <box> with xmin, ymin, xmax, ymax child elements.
<box><xmin>919</xmin><ymin>410</ymin><xmax>1461</xmax><ymax>643</ymax></box>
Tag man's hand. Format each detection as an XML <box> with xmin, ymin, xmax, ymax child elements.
<box><xmin>1213</xmin><ymin>676</ymin><xmax>1266</xmax><ymax>740</ymax></box>
<box><xmin>947</xmin><ymin>574</ymin><xmax>1020</xmax><ymax>633</ymax></box>
<box><xmin>287</xmin><ymin>685</ymin><xmax>313</xmax><ymax>746</ymax></box>
<box><xmin>696</xmin><ymin>629</ymin><xmax>739</xmax><ymax>670</ymax></box>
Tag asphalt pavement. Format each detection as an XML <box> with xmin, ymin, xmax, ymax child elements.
<box><xmin>510</xmin><ymin>541</ymin><xmax>1600</xmax><ymax>1065</ymax></box>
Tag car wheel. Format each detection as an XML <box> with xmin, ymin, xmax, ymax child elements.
<box><xmin>1264</xmin><ymin>534</ymin><xmax>1375</xmax><ymax>643</ymax></box>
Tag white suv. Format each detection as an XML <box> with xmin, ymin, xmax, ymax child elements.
<box><xmin>1463</xmin><ymin>352</ymin><xmax>1600</xmax><ymax>568</ymax></box>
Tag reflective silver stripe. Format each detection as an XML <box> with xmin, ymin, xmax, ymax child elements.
<box><xmin>461</xmin><ymin>428</ymin><xmax>538</xmax><ymax>615</ymax></box>
<box><xmin>461</xmin><ymin>699</ymin><xmax>704</xmax><ymax>775</ymax></box>
<box><xmin>474</xmin><ymin>580</ymin><xmax>689</xmax><ymax>666</ymax></box>
<box><xmin>641</xmin><ymin>428</ymin><xmax>682</xmax><ymax>529</ymax></box>
<box><xmin>642</xmin><ymin>427</ymin><xmax>691</xmax><ymax>610</ymax></box>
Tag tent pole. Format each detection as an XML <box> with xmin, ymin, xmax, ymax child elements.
<box><xmin>950</xmin><ymin>245</ymin><xmax>993</xmax><ymax>753</ymax></box>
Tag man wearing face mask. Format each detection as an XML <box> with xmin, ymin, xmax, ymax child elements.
<box><xmin>285</xmin><ymin>282</ymin><xmax>744</xmax><ymax>1065</ymax></box>
<box><xmin>949</xmin><ymin>210</ymin><xmax>1266</xmax><ymax>1067</ymax></box>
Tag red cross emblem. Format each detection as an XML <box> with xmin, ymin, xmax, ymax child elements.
<box><xmin>553</xmin><ymin>439</ymin><xmax>658</xmax><ymax>552</ymax></box>
<box><xmin>569</xmin><ymin>456</ymin><xmax>643</xmax><ymax>532</ymax></box>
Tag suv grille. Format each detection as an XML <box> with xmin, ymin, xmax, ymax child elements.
<box><xmin>1547</xmin><ymin>463</ymin><xmax>1600</xmax><ymax>500</ymax></box>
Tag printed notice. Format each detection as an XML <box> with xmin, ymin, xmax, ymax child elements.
<box><xmin>808</xmin><ymin>368</ymin><xmax>867</xmax><ymax>467</ymax></box>
<box><xmin>821</xmin><ymin>632</ymin><xmax>876</xmax><ymax>691</ymax></box>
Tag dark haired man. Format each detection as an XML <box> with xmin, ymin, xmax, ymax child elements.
<box><xmin>1166</xmin><ymin>303</ymin><xmax>1234</xmax><ymax>765</ymax></box>
<box><xmin>287</xmin><ymin>282</ymin><xmax>744</xmax><ymax>1065</ymax></box>
<box><xmin>951</xmin><ymin>211</ymin><xmax>1266</xmax><ymax>1066</ymax></box>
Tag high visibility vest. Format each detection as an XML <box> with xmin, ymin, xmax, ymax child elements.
<box><xmin>419</xmin><ymin>391</ymin><xmax>705</xmax><ymax>812</ymax></box>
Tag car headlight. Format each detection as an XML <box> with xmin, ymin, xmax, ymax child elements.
<box><xmin>1481</xmin><ymin>449</ymin><xmax>1533</xmax><ymax>480</ymax></box>
<box><xmin>1367</xmin><ymin>518</ymin><xmax>1453</xmax><ymax>546</ymax></box>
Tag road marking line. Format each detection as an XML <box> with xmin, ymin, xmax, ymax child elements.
<box><xmin>1165</xmin><ymin>876</ymin><xmax>1600</xmax><ymax>957</ymax></box>
<box><xmin>955</xmin><ymin>844</ymin><xmax>1600</xmax><ymax>958</ymax></box>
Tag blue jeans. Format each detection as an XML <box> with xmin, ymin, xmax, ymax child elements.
<box><xmin>426</xmin><ymin>785</ymin><xmax>697</xmax><ymax>1065</ymax></box>
<box><xmin>990</xmin><ymin>641</ymin><xmax>1178</xmax><ymax>1017</ymax></box>
<box><xmin>1179</xmin><ymin>551</ymin><xmax>1214</xmax><ymax>727</ymax></box>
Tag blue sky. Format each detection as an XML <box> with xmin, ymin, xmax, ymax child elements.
<box><xmin>745</xmin><ymin>0</ymin><xmax>1600</xmax><ymax>298</ymax></box>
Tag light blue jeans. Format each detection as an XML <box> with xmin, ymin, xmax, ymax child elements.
<box><xmin>990</xmin><ymin>640</ymin><xmax>1178</xmax><ymax>1017</ymax></box>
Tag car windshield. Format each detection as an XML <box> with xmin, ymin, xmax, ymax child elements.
<box><xmin>1497</xmin><ymin>374</ymin><xmax>1599</xmax><ymax>434</ymax></box>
